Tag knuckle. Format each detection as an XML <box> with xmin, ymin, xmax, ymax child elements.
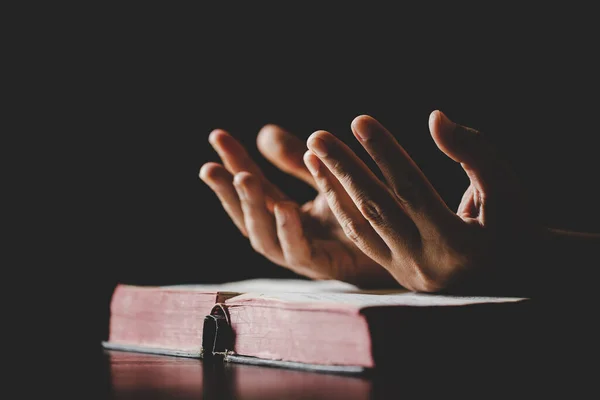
<box><xmin>342</xmin><ymin>219</ymin><xmax>366</xmax><ymax>243</ymax></box>
<box><xmin>357</xmin><ymin>199</ymin><xmax>385</xmax><ymax>225</ymax></box>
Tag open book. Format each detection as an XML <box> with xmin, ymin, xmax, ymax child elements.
<box><xmin>103</xmin><ymin>279</ymin><xmax>531</xmax><ymax>373</ymax></box>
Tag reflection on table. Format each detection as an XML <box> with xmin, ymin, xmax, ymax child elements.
<box><xmin>108</xmin><ymin>350</ymin><xmax>371</xmax><ymax>400</ymax></box>
<box><xmin>106</xmin><ymin>346</ymin><xmax>549</xmax><ymax>399</ymax></box>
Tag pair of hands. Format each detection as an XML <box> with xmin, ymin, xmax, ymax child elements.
<box><xmin>200</xmin><ymin>111</ymin><xmax>535</xmax><ymax>292</ymax></box>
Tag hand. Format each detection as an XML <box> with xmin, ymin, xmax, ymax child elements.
<box><xmin>200</xmin><ymin>125</ymin><xmax>398</xmax><ymax>288</ymax></box>
<box><xmin>303</xmin><ymin>111</ymin><xmax>540</xmax><ymax>293</ymax></box>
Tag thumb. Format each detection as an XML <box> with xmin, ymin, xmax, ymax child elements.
<box><xmin>429</xmin><ymin>110</ymin><xmax>509</xmax><ymax>194</ymax></box>
<box><xmin>257</xmin><ymin>124</ymin><xmax>317</xmax><ymax>189</ymax></box>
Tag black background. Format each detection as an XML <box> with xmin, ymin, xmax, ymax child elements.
<box><xmin>37</xmin><ymin>6</ymin><xmax>599</xmax><ymax>358</ymax></box>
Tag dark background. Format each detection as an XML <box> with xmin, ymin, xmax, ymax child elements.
<box><xmin>41</xmin><ymin>6</ymin><xmax>599</xmax><ymax>357</ymax></box>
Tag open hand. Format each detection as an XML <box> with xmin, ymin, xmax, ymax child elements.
<box><xmin>200</xmin><ymin>125</ymin><xmax>398</xmax><ymax>288</ymax></box>
<box><xmin>303</xmin><ymin>111</ymin><xmax>537</xmax><ymax>293</ymax></box>
<box><xmin>201</xmin><ymin>111</ymin><xmax>542</xmax><ymax>293</ymax></box>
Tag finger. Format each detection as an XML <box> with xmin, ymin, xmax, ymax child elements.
<box><xmin>275</xmin><ymin>201</ymin><xmax>394</xmax><ymax>285</ymax></box>
<box><xmin>457</xmin><ymin>184</ymin><xmax>478</xmax><ymax>220</ymax></box>
<box><xmin>351</xmin><ymin>115</ymin><xmax>452</xmax><ymax>225</ymax></box>
<box><xmin>306</xmin><ymin>132</ymin><xmax>418</xmax><ymax>251</ymax></box>
<box><xmin>209</xmin><ymin>129</ymin><xmax>288</xmax><ymax>202</ymax></box>
<box><xmin>428</xmin><ymin>110</ymin><xmax>515</xmax><ymax>195</ymax></box>
<box><xmin>303</xmin><ymin>151</ymin><xmax>392</xmax><ymax>264</ymax></box>
<box><xmin>274</xmin><ymin>201</ymin><xmax>324</xmax><ymax>279</ymax></box>
<box><xmin>233</xmin><ymin>172</ymin><xmax>283</xmax><ymax>264</ymax></box>
<box><xmin>199</xmin><ymin>162</ymin><xmax>247</xmax><ymax>236</ymax></box>
<box><xmin>209</xmin><ymin>129</ymin><xmax>263</xmax><ymax>177</ymax></box>
<box><xmin>257</xmin><ymin>124</ymin><xmax>317</xmax><ymax>189</ymax></box>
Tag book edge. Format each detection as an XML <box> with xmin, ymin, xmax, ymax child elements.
<box><xmin>102</xmin><ymin>341</ymin><xmax>202</xmax><ymax>358</ymax></box>
<box><xmin>101</xmin><ymin>342</ymin><xmax>368</xmax><ymax>375</ymax></box>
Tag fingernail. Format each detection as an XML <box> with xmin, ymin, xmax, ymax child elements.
<box><xmin>233</xmin><ymin>176</ymin><xmax>248</xmax><ymax>200</ymax></box>
<box><xmin>351</xmin><ymin>117</ymin><xmax>371</xmax><ymax>141</ymax></box>
<box><xmin>198</xmin><ymin>165</ymin><xmax>207</xmax><ymax>180</ymax></box>
<box><xmin>304</xmin><ymin>153</ymin><xmax>321</xmax><ymax>175</ymax></box>
<box><xmin>308</xmin><ymin>136</ymin><xmax>328</xmax><ymax>157</ymax></box>
<box><xmin>208</xmin><ymin>130</ymin><xmax>220</xmax><ymax>145</ymax></box>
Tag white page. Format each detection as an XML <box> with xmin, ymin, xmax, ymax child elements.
<box><xmin>164</xmin><ymin>278</ymin><xmax>359</xmax><ymax>293</ymax></box>
<box><xmin>226</xmin><ymin>290</ymin><xmax>527</xmax><ymax>308</ymax></box>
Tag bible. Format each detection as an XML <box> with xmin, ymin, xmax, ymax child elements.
<box><xmin>102</xmin><ymin>279</ymin><xmax>532</xmax><ymax>373</ymax></box>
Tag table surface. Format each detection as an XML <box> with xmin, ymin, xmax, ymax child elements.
<box><xmin>92</xmin><ymin>348</ymin><xmax>582</xmax><ymax>399</ymax></box>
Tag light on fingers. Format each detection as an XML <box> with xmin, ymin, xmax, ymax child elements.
<box><xmin>233</xmin><ymin>172</ymin><xmax>284</xmax><ymax>264</ymax></box>
<box><xmin>302</xmin><ymin>150</ymin><xmax>393</xmax><ymax>265</ymax></box>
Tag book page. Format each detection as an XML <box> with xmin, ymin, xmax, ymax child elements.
<box><xmin>164</xmin><ymin>278</ymin><xmax>359</xmax><ymax>293</ymax></box>
<box><xmin>226</xmin><ymin>291</ymin><xmax>528</xmax><ymax>310</ymax></box>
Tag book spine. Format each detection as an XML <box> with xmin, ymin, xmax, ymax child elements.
<box><xmin>202</xmin><ymin>303</ymin><xmax>234</xmax><ymax>358</ymax></box>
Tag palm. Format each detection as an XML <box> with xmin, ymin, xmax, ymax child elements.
<box><xmin>299</xmin><ymin>194</ymin><xmax>384</xmax><ymax>280</ymax></box>
<box><xmin>251</xmin><ymin>158</ymin><xmax>393</xmax><ymax>288</ymax></box>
